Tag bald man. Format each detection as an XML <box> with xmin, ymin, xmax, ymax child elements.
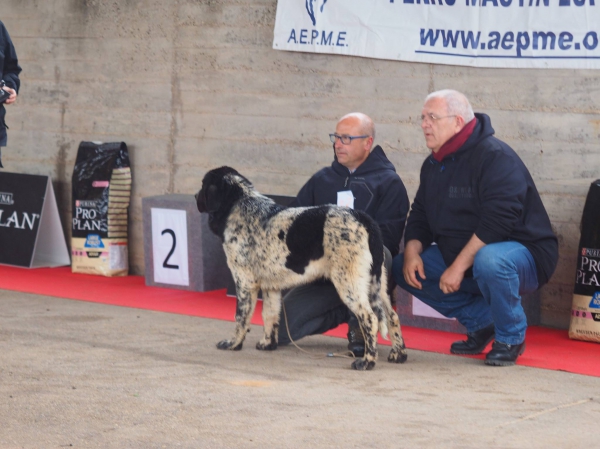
<box><xmin>278</xmin><ymin>112</ymin><xmax>409</xmax><ymax>356</ymax></box>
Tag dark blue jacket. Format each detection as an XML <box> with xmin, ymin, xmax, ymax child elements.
<box><xmin>0</xmin><ymin>20</ymin><xmax>22</xmax><ymax>148</ymax></box>
<box><xmin>405</xmin><ymin>113</ymin><xmax>558</xmax><ymax>286</ymax></box>
<box><xmin>292</xmin><ymin>145</ymin><xmax>409</xmax><ymax>256</ymax></box>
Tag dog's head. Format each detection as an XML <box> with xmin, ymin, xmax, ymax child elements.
<box><xmin>196</xmin><ymin>166</ymin><xmax>252</xmax><ymax>214</ymax></box>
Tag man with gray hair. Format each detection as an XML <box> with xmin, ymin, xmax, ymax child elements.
<box><xmin>278</xmin><ymin>112</ymin><xmax>409</xmax><ymax>356</ymax></box>
<box><xmin>393</xmin><ymin>89</ymin><xmax>558</xmax><ymax>366</ymax></box>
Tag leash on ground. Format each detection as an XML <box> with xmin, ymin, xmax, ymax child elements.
<box><xmin>281</xmin><ymin>300</ymin><xmax>366</xmax><ymax>360</ymax></box>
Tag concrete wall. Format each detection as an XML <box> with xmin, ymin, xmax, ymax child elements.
<box><xmin>3</xmin><ymin>0</ymin><xmax>600</xmax><ymax>329</ymax></box>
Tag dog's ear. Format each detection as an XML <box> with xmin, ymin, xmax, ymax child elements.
<box><xmin>204</xmin><ymin>183</ymin><xmax>221</xmax><ymax>212</ymax></box>
<box><xmin>198</xmin><ymin>168</ymin><xmax>246</xmax><ymax>216</ymax></box>
<box><xmin>196</xmin><ymin>189</ymin><xmax>207</xmax><ymax>213</ymax></box>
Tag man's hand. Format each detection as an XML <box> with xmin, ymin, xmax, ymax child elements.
<box><xmin>439</xmin><ymin>234</ymin><xmax>487</xmax><ymax>294</ymax></box>
<box><xmin>2</xmin><ymin>86</ymin><xmax>17</xmax><ymax>105</ymax></box>
<box><xmin>403</xmin><ymin>240</ymin><xmax>425</xmax><ymax>290</ymax></box>
<box><xmin>439</xmin><ymin>264</ymin><xmax>465</xmax><ymax>294</ymax></box>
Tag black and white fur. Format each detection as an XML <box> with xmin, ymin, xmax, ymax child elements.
<box><xmin>196</xmin><ymin>166</ymin><xmax>407</xmax><ymax>370</ymax></box>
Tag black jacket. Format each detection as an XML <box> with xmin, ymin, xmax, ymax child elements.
<box><xmin>292</xmin><ymin>145</ymin><xmax>409</xmax><ymax>256</ymax></box>
<box><xmin>405</xmin><ymin>113</ymin><xmax>558</xmax><ymax>286</ymax></box>
<box><xmin>0</xmin><ymin>20</ymin><xmax>22</xmax><ymax>148</ymax></box>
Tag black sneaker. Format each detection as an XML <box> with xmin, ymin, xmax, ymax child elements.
<box><xmin>347</xmin><ymin>317</ymin><xmax>365</xmax><ymax>357</ymax></box>
<box><xmin>450</xmin><ymin>323</ymin><xmax>495</xmax><ymax>355</ymax></box>
<box><xmin>485</xmin><ymin>341</ymin><xmax>526</xmax><ymax>366</ymax></box>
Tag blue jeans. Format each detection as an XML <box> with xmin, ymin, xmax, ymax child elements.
<box><xmin>392</xmin><ymin>242</ymin><xmax>539</xmax><ymax>345</ymax></box>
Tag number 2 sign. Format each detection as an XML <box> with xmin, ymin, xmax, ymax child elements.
<box><xmin>151</xmin><ymin>208</ymin><xmax>189</xmax><ymax>286</ymax></box>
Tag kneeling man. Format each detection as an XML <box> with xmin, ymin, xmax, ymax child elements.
<box><xmin>392</xmin><ymin>90</ymin><xmax>558</xmax><ymax>366</ymax></box>
<box><xmin>279</xmin><ymin>112</ymin><xmax>409</xmax><ymax>356</ymax></box>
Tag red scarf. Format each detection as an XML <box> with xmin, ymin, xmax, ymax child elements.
<box><xmin>432</xmin><ymin>117</ymin><xmax>477</xmax><ymax>162</ymax></box>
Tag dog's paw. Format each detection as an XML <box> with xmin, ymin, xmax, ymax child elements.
<box><xmin>256</xmin><ymin>340</ymin><xmax>278</xmax><ymax>351</ymax></box>
<box><xmin>351</xmin><ymin>358</ymin><xmax>376</xmax><ymax>371</ymax></box>
<box><xmin>388</xmin><ymin>349</ymin><xmax>408</xmax><ymax>364</ymax></box>
<box><xmin>216</xmin><ymin>339</ymin><xmax>243</xmax><ymax>351</ymax></box>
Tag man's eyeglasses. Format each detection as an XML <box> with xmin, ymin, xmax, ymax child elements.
<box><xmin>420</xmin><ymin>113</ymin><xmax>456</xmax><ymax>124</ymax></box>
<box><xmin>329</xmin><ymin>134</ymin><xmax>370</xmax><ymax>145</ymax></box>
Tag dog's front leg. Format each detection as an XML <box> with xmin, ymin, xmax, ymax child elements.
<box><xmin>256</xmin><ymin>290</ymin><xmax>281</xmax><ymax>351</ymax></box>
<box><xmin>332</xmin><ymin>276</ymin><xmax>379</xmax><ymax>370</ymax></box>
<box><xmin>217</xmin><ymin>279</ymin><xmax>259</xmax><ymax>351</ymax></box>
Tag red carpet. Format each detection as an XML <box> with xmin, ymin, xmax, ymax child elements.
<box><xmin>1</xmin><ymin>265</ymin><xmax>599</xmax><ymax>377</ymax></box>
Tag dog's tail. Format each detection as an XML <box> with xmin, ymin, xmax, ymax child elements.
<box><xmin>369</xmin><ymin>267</ymin><xmax>389</xmax><ymax>340</ymax></box>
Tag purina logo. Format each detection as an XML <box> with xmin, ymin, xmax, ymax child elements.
<box><xmin>76</xmin><ymin>200</ymin><xmax>97</xmax><ymax>208</ymax></box>
<box><xmin>0</xmin><ymin>191</ymin><xmax>14</xmax><ymax>205</ymax></box>
<box><xmin>582</xmin><ymin>247</ymin><xmax>600</xmax><ymax>258</ymax></box>
<box><xmin>306</xmin><ymin>0</ymin><xmax>328</xmax><ymax>26</ymax></box>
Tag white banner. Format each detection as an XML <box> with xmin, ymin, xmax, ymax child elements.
<box><xmin>273</xmin><ymin>0</ymin><xmax>600</xmax><ymax>69</ymax></box>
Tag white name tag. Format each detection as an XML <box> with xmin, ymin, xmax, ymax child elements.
<box><xmin>337</xmin><ymin>190</ymin><xmax>354</xmax><ymax>209</ymax></box>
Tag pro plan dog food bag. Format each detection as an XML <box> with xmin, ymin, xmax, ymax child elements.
<box><xmin>71</xmin><ymin>142</ymin><xmax>132</xmax><ymax>277</ymax></box>
<box><xmin>569</xmin><ymin>179</ymin><xmax>600</xmax><ymax>343</ymax></box>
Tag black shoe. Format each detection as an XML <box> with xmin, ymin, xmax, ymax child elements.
<box><xmin>485</xmin><ymin>341</ymin><xmax>525</xmax><ymax>366</ymax></box>
<box><xmin>347</xmin><ymin>317</ymin><xmax>365</xmax><ymax>357</ymax></box>
<box><xmin>450</xmin><ymin>323</ymin><xmax>495</xmax><ymax>355</ymax></box>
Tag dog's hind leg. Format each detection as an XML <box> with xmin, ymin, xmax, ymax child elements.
<box><xmin>256</xmin><ymin>289</ymin><xmax>281</xmax><ymax>351</ymax></box>
<box><xmin>331</xmin><ymin>275</ymin><xmax>379</xmax><ymax>371</ymax></box>
<box><xmin>383</xmin><ymin>307</ymin><xmax>408</xmax><ymax>363</ymax></box>
<box><xmin>349</xmin><ymin>303</ymin><xmax>379</xmax><ymax>371</ymax></box>
<box><xmin>217</xmin><ymin>278</ymin><xmax>259</xmax><ymax>351</ymax></box>
<box><xmin>378</xmin><ymin>269</ymin><xmax>408</xmax><ymax>364</ymax></box>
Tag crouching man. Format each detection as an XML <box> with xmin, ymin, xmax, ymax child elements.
<box><xmin>392</xmin><ymin>90</ymin><xmax>558</xmax><ymax>366</ymax></box>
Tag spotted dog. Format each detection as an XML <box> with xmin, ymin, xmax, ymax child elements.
<box><xmin>196</xmin><ymin>166</ymin><xmax>407</xmax><ymax>370</ymax></box>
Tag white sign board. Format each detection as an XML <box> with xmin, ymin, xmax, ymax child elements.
<box><xmin>274</xmin><ymin>0</ymin><xmax>600</xmax><ymax>69</ymax></box>
<box><xmin>151</xmin><ymin>208</ymin><xmax>189</xmax><ymax>286</ymax></box>
<box><xmin>412</xmin><ymin>295</ymin><xmax>456</xmax><ymax>320</ymax></box>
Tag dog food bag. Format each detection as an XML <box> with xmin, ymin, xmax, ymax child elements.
<box><xmin>71</xmin><ymin>141</ymin><xmax>132</xmax><ymax>276</ymax></box>
<box><xmin>569</xmin><ymin>179</ymin><xmax>600</xmax><ymax>343</ymax></box>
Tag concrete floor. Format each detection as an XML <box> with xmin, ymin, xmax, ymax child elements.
<box><xmin>1</xmin><ymin>290</ymin><xmax>598</xmax><ymax>449</ymax></box>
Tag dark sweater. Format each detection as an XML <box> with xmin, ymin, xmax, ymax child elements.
<box><xmin>405</xmin><ymin>113</ymin><xmax>558</xmax><ymax>286</ymax></box>
<box><xmin>292</xmin><ymin>145</ymin><xmax>409</xmax><ymax>256</ymax></box>
<box><xmin>0</xmin><ymin>20</ymin><xmax>22</xmax><ymax>148</ymax></box>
